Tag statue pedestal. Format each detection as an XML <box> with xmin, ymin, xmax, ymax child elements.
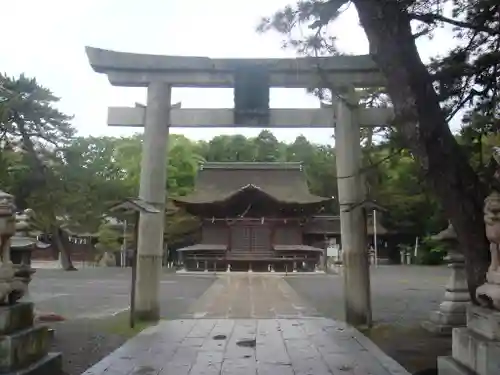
<box><xmin>476</xmin><ymin>271</ymin><xmax>500</xmax><ymax>310</ymax></box>
<box><xmin>422</xmin><ymin>249</ymin><xmax>469</xmax><ymax>335</ymax></box>
<box><xmin>0</xmin><ymin>302</ymin><xmax>62</xmax><ymax>374</ymax></box>
<box><xmin>438</xmin><ymin>305</ymin><xmax>500</xmax><ymax>375</ymax></box>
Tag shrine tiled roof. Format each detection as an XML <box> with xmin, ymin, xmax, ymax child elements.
<box><xmin>302</xmin><ymin>215</ymin><xmax>390</xmax><ymax>235</ymax></box>
<box><xmin>173</xmin><ymin>162</ymin><xmax>331</xmax><ymax>206</ymax></box>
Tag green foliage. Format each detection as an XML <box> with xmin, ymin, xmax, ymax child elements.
<box><xmin>427</xmin><ymin>1</ymin><xmax>500</xmax><ymax>131</ymax></box>
<box><xmin>370</xmin><ymin>147</ymin><xmax>446</xmax><ymax>235</ymax></box>
<box><xmin>167</xmin><ymin>135</ymin><xmax>206</xmax><ymax>196</ymax></box>
<box><xmin>0</xmin><ymin>73</ymin><xmax>75</xmax><ymax>209</ymax></box>
<box><xmin>5</xmin><ymin>0</ymin><xmax>500</xmax><ymax>278</ymax></box>
<box><xmin>0</xmin><ymin>98</ymin><xmax>456</xmax><ymax>244</ymax></box>
<box><xmin>96</xmin><ymin>224</ymin><xmax>121</xmax><ymax>253</ymax></box>
<box><xmin>202</xmin><ymin>131</ymin><xmax>337</xmax><ymax>202</ymax></box>
<box><xmin>257</xmin><ymin>2</ymin><xmax>498</xmax><ymax>290</ymax></box>
<box><xmin>0</xmin><ymin>74</ymin><xmax>491</xmax><ymax>253</ymax></box>
<box><xmin>258</xmin><ymin>0</ymin><xmax>499</xmax><ymax>135</ymax></box>
<box><xmin>416</xmin><ymin>237</ymin><xmax>448</xmax><ymax>266</ymax></box>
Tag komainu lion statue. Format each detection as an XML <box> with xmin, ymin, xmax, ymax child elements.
<box><xmin>476</xmin><ymin>186</ymin><xmax>500</xmax><ymax>310</ymax></box>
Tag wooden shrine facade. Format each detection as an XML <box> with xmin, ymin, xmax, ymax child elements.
<box><xmin>173</xmin><ymin>162</ymin><xmax>331</xmax><ymax>272</ymax></box>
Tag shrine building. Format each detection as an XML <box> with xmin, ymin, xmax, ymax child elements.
<box><xmin>173</xmin><ymin>162</ymin><xmax>331</xmax><ymax>272</ymax></box>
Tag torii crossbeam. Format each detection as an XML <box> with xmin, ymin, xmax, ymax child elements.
<box><xmin>108</xmin><ymin>107</ymin><xmax>393</xmax><ymax>128</ymax></box>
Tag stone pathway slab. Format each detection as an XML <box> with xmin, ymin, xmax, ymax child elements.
<box><xmin>81</xmin><ymin>318</ymin><xmax>411</xmax><ymax>375</ymax></box>
<box><xmin>80</xmin><ymin>274</ymin><xmax>412</xmax><ymax>375</ymax></box>
<box><xmin>183</xmin><ymin>274</ymin><xmax>320</xmax><ymax>319</ymax></box>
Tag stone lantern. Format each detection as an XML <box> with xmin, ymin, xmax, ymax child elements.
<box><xmin>0</xmin><ymin>190</ymin><xmax>28</xmax><ymax>304</ymax></box>
<box><xmin>11</xmin><ymin>208</ymin><xmax>48</xmax><ymax>266</ymax></box>
<box><xmin>0</xmin><ymin>190</ymin><xmax>62</xmax><ymax>373</ymax></box>
<box><xmin>0</xmin><ymin>191</ymin><xmax>43</xmax><ymax>305</ymax></box>
<box><xmin>422</xmin><ymin>223</ymin><xmax>470</xmax><ymax>335</ymax></box>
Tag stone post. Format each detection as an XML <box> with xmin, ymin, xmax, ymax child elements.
<box><xmin>135</xmin><ymin>82</ymin><xmax>171</xmax><ymax>321</ymax></box>
<box><xmin>422</xmin><ymin>224</ymin><xmax>469</xmax><ymax>335</ymax></box>
<box><xmin>334</xmin><ymin>89</ymin><xmax>372</xmax><ymax>327</ymax></box>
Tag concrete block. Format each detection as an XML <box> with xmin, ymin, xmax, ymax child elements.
<box><xmin>467</xmin><ymin>305</ymin><xmax>500</xmax><ymax>340</ymax></box>
<box><xmin>431</xmin><ymin>310</ymin><xmax>466</xmax><ymax>326</ymax></box>
<box><xmin>438</xmin><ymin>356</ymin><xmax>475</xmax><ymax>375</ymax></box>
<box><xmin>452</xmin><ymin>327</ymin><xmax>500</xmax><ymax>375</ymax></box>
<box><xmin>421</xmin><ymin>320</ymin><xmax>454</xmax><ymax>336</ymax></box>
<box><xmin>422</xmin><ymin>311</ymin><xmax>466</xmax><ymax>336</ymax></box>
<box><xmin>0</xmin><ymin>302</ymin><xmax>34</xmax><ymax>335</ymax></box>
<box><xmin>0</xmin><ymin>326</ymin><xmax>50</xmax><ymax>372</ymax></box>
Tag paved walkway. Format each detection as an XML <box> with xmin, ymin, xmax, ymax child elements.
<box><xmin>81</xmin><ymin>274</ymin><xmax>411</xmax><ymax>375</ymax></box>
<box><xmin>182</xmin><ymin>274</ymin><xmax>320</xmax><ymax>319</ymax></box>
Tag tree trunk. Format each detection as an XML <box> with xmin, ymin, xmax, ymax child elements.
<box><xmin>51</xmin><ymin>226</ymin><xmax>77</xmax><ymax>271</ymax></box>
<box><xmin>353</xmin><ymin>0</ymin><xmax>490</xmax><ymax>301</ymax></box>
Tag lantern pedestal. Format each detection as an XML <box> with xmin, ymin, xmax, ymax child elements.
<box><xmin>422</xmin><ymin>248</ymin><xmax>469</xmax><ymax>335</ymax></box>
<box><xmin>0</xmin><ymin>302</ymin><xmax>62</xmax><ymax>374</ymax></box>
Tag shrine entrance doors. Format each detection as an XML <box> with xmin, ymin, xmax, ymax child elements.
<box><xmin>229</xmin><ymin>219</ymin><xmax>272</xmax><ymax>255</ymax></box>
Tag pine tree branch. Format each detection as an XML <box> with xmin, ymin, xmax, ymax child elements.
<box><xmin>409</xmin><ymin>12</ymin><xmax>499</xmax><ymax>36</ymax></box>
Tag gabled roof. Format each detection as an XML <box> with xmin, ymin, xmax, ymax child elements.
<box><xmin>302</xmin><ymin>214</ymin><xmax>390</xmax><ymax>235</ymax></box>
<box><xmin>173</xmin><ymin>162</ymin><xmax>331</xmax><ymax>206</ymax></box>
<box><xmin>108</xmin><ymin>198</ymin><xmax>161</xmax><ymax>215</ymax></box>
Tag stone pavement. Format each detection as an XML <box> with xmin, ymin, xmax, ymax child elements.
<box><xmin>81</xmin><ymin>274</ymin><xmax>411</xmax><ymax>375</ymax></box>
<box><xmin>182</xmin><ymin>273</ymin><xmax>321</xmax><ymax>319</ymax></box>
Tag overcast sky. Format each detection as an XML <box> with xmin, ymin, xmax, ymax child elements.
<box><xmin>2</xmin><ymin>0</ymin><xmax>456</xmax><ymax>144</ymax></box>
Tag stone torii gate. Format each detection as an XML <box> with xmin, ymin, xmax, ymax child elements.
<box><xmin>85</xmin><ymin>47</ymin><xmax>392</xmax><ymax>326</ymax></box>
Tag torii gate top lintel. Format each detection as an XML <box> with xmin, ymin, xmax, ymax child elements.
<box><xmin>85</xmin><ymin>46</ymin><xmax>386</xmax><ymax>88</ymax></box>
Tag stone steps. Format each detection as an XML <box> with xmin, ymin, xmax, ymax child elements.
<box><xmin>0</xmin><ymin>302</ymin><xmax>34</xmax><ymax>334</ymax></box>
<box><xmin>3</xmin><ymin>353</ymin><xmax>62</xmax><ymax>375</ymax></box>
<box><xmin>0</xmin><ymin>325</ymin><xmax>50</xmax><ymax>372</ymax></box>
<box><xmin>0</xmin><ymin>302</ymin><xmax>62</xmax><ymax>375</ymax></box>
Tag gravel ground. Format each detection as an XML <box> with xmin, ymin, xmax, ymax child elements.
<box><xmin>286</xmin><ymin>265</ymin><xmax>449</xmax><ymax>325</ymax></box>
<box><xmin>48</xmin><ymin>319</ymin><xmax>127</xmax><ymax>375</ymax></box>
<box><xmin>30</xmin><ymin>269</ymin><xmax>216</xmax><ymax>375</ymax></box>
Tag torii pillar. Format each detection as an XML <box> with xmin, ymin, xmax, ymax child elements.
<box><xmin>134</xmin><ymin>82</ymin><xmax>171</xmax><ymax>320</ymax></box>
<box><xmin>334</xmin><ymin>89</ymin><xmax>372</xmax><ymax>327</ymax></box>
